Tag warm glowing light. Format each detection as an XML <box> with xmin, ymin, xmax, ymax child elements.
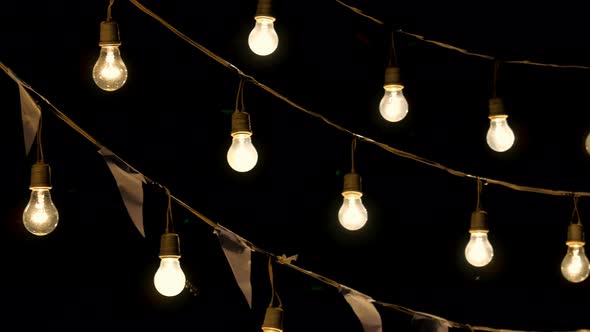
<box><xmin>154</xmin><ymin>257</ymin><xmax>186</xmax><ymax>297</ymax></box>
<box><xmin>487</xmin><ymin>116</ymin><xmax>515</xmax><ymax>152</ymax></box>
<box><xmin>561</xmin><ymin>244</ymin><xmax>590</xmax><ymax>283</ymax></box>
<box><xmin>379</xmin><ymin>85</ymin><xmax>408</xmax><ymax>122</ymax></box>
<box><xmin>465</xmin><ymin>232</ymin><xmax>494</xmax><ymax>267</ymax></box>
<box><xmin>338</xmin><ymin>192</ymin><xmax>368</xmax><ymax>231</ymax></box>
<box><xmin>248</xmin><ymin>16</ymin><xmax>278</xmax><ymax>56</ymax></box>
<box><xmin>23</xmin><ymin>189</ymin><xmax>59</xmax><ymax>236</ymax></box>
<box><xmin>93</xmin><ymin>46</ymin><xmax>128</xmax><ymax>91</ymax></box>
<box><xmin>227</xmin><ymin>132</ymin><xmax>258</xmax><ymax>172</ymax></box>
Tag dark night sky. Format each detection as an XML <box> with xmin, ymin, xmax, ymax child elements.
<box><xmin>0</xmin><ymin>0</ymin><xmax>589</xmax><ymax>330</ymax></box>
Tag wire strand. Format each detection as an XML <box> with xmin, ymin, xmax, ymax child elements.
<box><xmin>107</xmin><ymin>0</ymin><xmax>115</xmax><ymax>20</ymax></box>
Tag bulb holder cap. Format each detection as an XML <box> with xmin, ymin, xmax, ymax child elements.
<box><xmin>262</xmin><ymin>306</ymin><xmax>284</xmax><ymax>332</ymax></box>
<box><xmin>255</xmin><ymin>0</ymin><xmax>273</xmax><ymax>17</ymax></box>
<box><xmin>99</xmin><ymin>20</ymin><xmax>122</xmax><ymax>46</ymax></box>
<box><xmin>566</xmin><ymin>223</ymin><xmax>585</xmax><ymax>246</ymax></box>
<box><xmin>383</xmin><ymin>66</ymin><xmax>403</xmax><ymax>87</ymax></box>
<box><xmin>488</xmin><ymin>97</ymin><xmax>507</xmax><ymax>118</ymax></box>
<box><xmin>159</xmin><ymin>232</ymin><xmax>181</xmax><ymax>258</ymax></box>
<box><xmin>30</xmin><ymin>163</ymin><xmax>52</xmax><ymax>189</ymax></box>
<box><xmin>469</xmin><ymin>210</ymin><xmax>489</xmax><ymax>232</ymax></box>
<box><xmin>231</xmin><ymin>111</ymin><xmax>253</xmax><ymax>134</ymax></box>
<box><xmin>342</xmin><ymin>172</ymin><xmax>362</xmax><ymax>193</ymax></box>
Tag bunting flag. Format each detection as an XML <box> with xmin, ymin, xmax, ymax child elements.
<box><xmin>342</xmin><ymin>287</ymin><xmax>383</xmax><ymax>332</ymax></box>
<box><xmin>411</xmin><ymin>314</ymin><xmax>449</xmax><ymax>332</ymax></box>
<box><xmin>18</xmin><ymin>84</ymin><xmax>41</xmax><ymax>155</ymax></box>
<box><xmin>98</xmin><ymin>147</ymin><xmax>146</xmax><ymax>237</ymax></box>
<box><xmin>214</xmin><ymin>225</ymin><xmax>253</xmax><ymax>308</ymax></box>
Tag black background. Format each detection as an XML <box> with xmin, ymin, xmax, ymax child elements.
<box><xmin>1</xmin><ymin>0</ymin><xmax>589</xmax><ymax>330</ymax></box>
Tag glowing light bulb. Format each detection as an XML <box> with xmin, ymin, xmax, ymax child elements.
<box><xmin>465</xmin><ymin>210</ymin><xmax>493</xmax><ymax>267</ymax></box>
<box><xmin>93</xmin><ymin>20</ymin><xmax>127</xmax><ymax>91</ymax></box>
<box><xmin>154</xmin><ymin>233</ymin><xmax>186</xmax><ymax>297</ymax></box>
<box><xmin>338</xmin><ymin>173</ymin><xmax>368</xmax><ymax>231</ymax></box>
<box><xmin>584</xmin><ymin>132</ymin><xmax>590</xmax><ymax>155</ymax></box>
<box><xmin>23</xmin><ymin>163</ymin><xmax>58</xmax><ymax>236</ymax></box>
<box><xmin>249</xmin><ymin>16</ymin><xmax>278</xmax><ymax>56</ymax></box>
<box><xmin>227</xmin><ymin>111</ymin><xmax>258</xmax><ymax>172</ymax></box>
<box><xmin>561</xmin><ymin>224</ymin><xmax>590</xmax><ymax>283</ymax></box>
<box><xmin>486</xmin><ymin>98</ymin><xmax>515</xmax><ymax>152</ymax></box>
<box><xmin>379</xmin><ymin>87</ymin><xmax>408</xmax><ymax>122</ymax></box>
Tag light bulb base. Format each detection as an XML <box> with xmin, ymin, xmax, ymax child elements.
<box><xmin>99</xmin><ymin>20</ymin><xmax>121</xmax><ymax>46</ymax></box>
<box><xmin>383</xmin><ymin>66</ymin><xmax>403</xmax><ymax>87</ymax></box>
<box><xmin>30</xmin><ymin>163</ymin><xmax>52</xmax><ymax>189</ymax></box>
<box><xmin>255</xmin><ymin>0</ymin><xmax>273</xmax><ymax>17</ymax></box>
<box><xmin>262</xmin><ymin>306</ymin><xmax>284</xmax><ymax>331</ymax></box>
<box><xmin>488</xmin><ymin>97</ymin><xmax>507</xmax><ymax>118</ymax></box>
<box><xmin>469</xmin><ymin>210</ymin><xmax>489</xmax><ymax>232</ymax></box>
<box><xmin>231</xmin><ymin>111</ymin><xmax>252</xmax><ymax>134</ymax></box>
<box><xmin>342</xmin><ymin>172</ymin><xmax>362</xmax><ymax>193</ymax></box>
<box><xmin>566</xmin><ymin>223</ymin><xmax>585</xmax><ymax>246</ymax></box>
<box><xmin>160</xmin><ymin>232</ymin><xmax>181</xmax><ymax>258</ymax></box>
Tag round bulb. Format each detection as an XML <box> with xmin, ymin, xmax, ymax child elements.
<box><xmin>379</xmin><ymin>86</ymin><xmax>408</xmax><ymax>122</ymax></box>
<box><xmin>561</xmin><ymin>245</ymin><xmax>590</xmax><ymax>283</ymax></box>
<box><xmin>93</xmin><ymin>45</ymin><xmax>128</xmax><ymax>91</ymax></box>
<box><xmin>227</xmin><ymin>132</ymin><xmax>258</xmax><ymax>172</ymax></box>
<box><xmin>248</xmin><ymin>16</ymin><xmax>278</xmax><ymax>56</ymax></box>
<box><xmin>154</xmin><ymin>257</ymin><xmax>186</xmax><ymax>297</ymax></box>
<box><xmin>338</xmin><ymin>192</ymin><xmax>368</xmax><ymax>231</ymax></box>
<box><xmin>486</xmin><ymin>117</ymin><xmax>515</xmax><ymax>152</ymax></box>
<box><xmin>465</xmin><ymin>232</ymin><xmax>494</xmax><ymax>267</ymax></box>
<box><xmin>22</xmin><ymin>189</ymin><xmax>59</xmax><ymax>236</ymax></box>
<box><xmin>584</xmin><ymin>132</ymin><xmax>590</xmax><ymax>155</ymax></box>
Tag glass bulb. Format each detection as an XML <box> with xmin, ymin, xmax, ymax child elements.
<box><xmin>154</xmin><ymin>257</ymin><xmax>186</xmax><ymax>297</ymax></box>
<box><xmin>248</xmin><ymin>16</ymin><xmax>278</xmax><ymax>56</ymax></box>
<box><xmin>22</xmin><ymin>189</ymin><xmax>59</xmax><ymax>236</ymax></box>
<box><xmin>561</xmin><ymin>245</ymin><xmax>590</xmax><ymax>283</ymax></box>
<box><xmin>93</xmin><ymin>45</ymin><xmax>128</xmax><ymax>91</ymax></box>
<box><xmin>584</xmin><ymin>132</ymin><xmax>590</xmax><ymax>155</ymax></box>
<box><xmin>465</xmin><ymin>232</ymin><xmax>494</xmax><ymax>267</ymax></box>
<box><xmin>227</xmin><ymin>132</ymin><xmax>258</xmax><ymax>172</ymax></box>
<box><xmin>486</xmin><ymin>117</ymin><xmax>515</xmax><ymax>152</ymax></box>
<box><xmin>338</xmin><ymin>192</ymin><xmax>368</xmax><ymax>231</ymax></box>
<box><xmin>379</xmin><ymin>87</ymin><xmax>408</xmax><ymax>122</ymax></box>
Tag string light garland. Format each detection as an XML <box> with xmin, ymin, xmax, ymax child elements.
<box><xmin>1</xmin><ymin>60</ymin><xmax>587</xmax><ymax>331</ymax></box>
<box><xmin>2</xmin><ymin>0</ymin><xmax>590</xmax><ymax>329</ymax></box>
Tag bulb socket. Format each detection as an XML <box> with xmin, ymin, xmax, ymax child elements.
<box><xmin>30</xmin><ymin>163</ymin><xmax>52</xmax><ymax>189</ymax></box>
<box><xmin>469</xmin><ymin>210</ymin><xmax>489</xmax><ymax>233</ymax></box>
<box><xmin>255</xmin><ymin>0</ymin><xmax>273</xmax><ymax>18</ymax></box>
<box><xmin>159</xmin><ymin>232</ymin><xmax>181</xmax><ymax>258</ymax></box>
<box><xmin>262</xmin><ymin>306</ymin><xmax>284</xmax><ymax>332</ymax></box>
<box><xmin>383</xmin><ymin>66</ymin><xmax>403</xmax><ymax>88</ymax></box>
<box><xmin>342</xmin><ymin>172</ymin><xmax>362</xmax><ymax>193</ymax></box>
<box><xmin>488</xmin><ymin>97</ymin><xmax>507</xmax><ymax>118</ymax></box>
<box><xmin>99</xmin><ymin>20</ymin><xmax>122</xmax><ymax>46</ymax></box>
<box><xmin>231</xmin><ymin>111</ymin><xmax>253</xmax><ymax>135</ymax></box>
<box><xmin>566</xmin><ymin>223</ymin><xmax>585</xmax><ymax>246</ymax></box>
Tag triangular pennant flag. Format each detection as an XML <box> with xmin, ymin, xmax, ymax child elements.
<box><xmin>98</xmin><ymin>147</ymin><xmax>146</xmax><ymax>237</ymax></box>
<box><xmin>342</xmin><ymin>287</ymin><xmax>383</xmax><ymax>332</ymax></box>
<box><xmin>18</xmin><ymin>84</ymin><xmax>41</xmax><ymax>155</ymax></box>
<box><xmin>411</xmin><ymin>314</ymin><xmax>448</xmax><ymax>332</ymax></box>
<box><xmin>214</xmin><ymin>225</ymin><xmax>253</xmax><ymax>308</ymax></box>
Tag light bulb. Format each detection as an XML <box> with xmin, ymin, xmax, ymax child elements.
<box><xmin>584</xmin><ymin>132</ymin><xmax>590</xmax><ymax>155</ymax></box>
<box><xmin>486</xmin><ymin>116</ymin><xmax>515</xmax><ymax>152</ymax></box>
<box><xmin>154</xmin><ymin>233</ymin><xmax>186</xmax><ymax>297</ymax></box>
<box><xmin>93</xmin><ymin>46</ymin><xmax>128</xmax><ymax>91</ymax></box>
<box><xmin>561</xmin><ymin>224</ymin><xmax>589</xmax><ymax>283</ymax></box>
<box><xmin>227</xmin><ymin>133</ymin><xmax>258</xmax><ymax>172</ymax></box>
<box><xmin>23</xmin><ymin>163</ymin><xmax>58</xmax><ymax>236</ymax></box>
<box><xmin>338</xmin><ymin>173</ymin><xmax>368</xmax><ymax>231</ymax></box>
<box><xmin>23</xmin><ymin>189</ymin><xmax>59</xmax><ymax>236</ymax></box>
<box><xmin>93</xmin><ymin>20</ymin><xmax>128</xmax><ymax>91</ymax></box>
<box><xmin>248</xmin><ymin>16</ymin><xmax>278</xmax><ymax>56</ymax></box>
<box><xmin>154</xmin><ymin>257</ymin><xmax>186</xmax><ymax>296</ymax></box>
<box><xmin>379</xmin><ymin>86</ymin><xmax>408</xmax><ymax>122</ymax></box>
<box><xmin>465</xmin><ymin>232</ymin><xmax>494</xmax><ymax>267</ymax></box>
<box><xmin>262</xmin><ymin>307</ymin><xmax>284</xmax><ymax>332</ymax></box>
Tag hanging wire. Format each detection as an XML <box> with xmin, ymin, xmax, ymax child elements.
<box><xmin>571</xmin><ymin>194</ymin><xmax>582</xmax><ymax>225</ymax></box>
<box><xmin>476</xmin><ymin>177</ymin><xmax>483</xmax><ymax>210</ymax></box>
<box><xmin>35</xmin><ymin>114</ymin><xmax>44</xmax><ymax>164</ymax></box>
<box><xmin>234</xmin><ymin>77</ymin><xmax>245</xmax><ymax>112</ymax></box>
<box><xmin>492</xmin><ymin>60</ymin><xmax>500</xmax><ymax>98</ymax></box>
<box><xmin>162</xmin><ymin>185</ymin><xmax>175</xmax><ymax>233</ymax></box>
<box><xmin>350</xmin><ymin>137</ymin><xmax>357</xmax><ymax>173</ymax></box>
<box><xmin>106</xmin><ymin>0</ymin><xmax>115</xmax><ymax>20</ymax></box>
<box><xmin>388</xmin><ymin>30</ymin><xmax>398</xmax><ymax>67</ymax></box>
